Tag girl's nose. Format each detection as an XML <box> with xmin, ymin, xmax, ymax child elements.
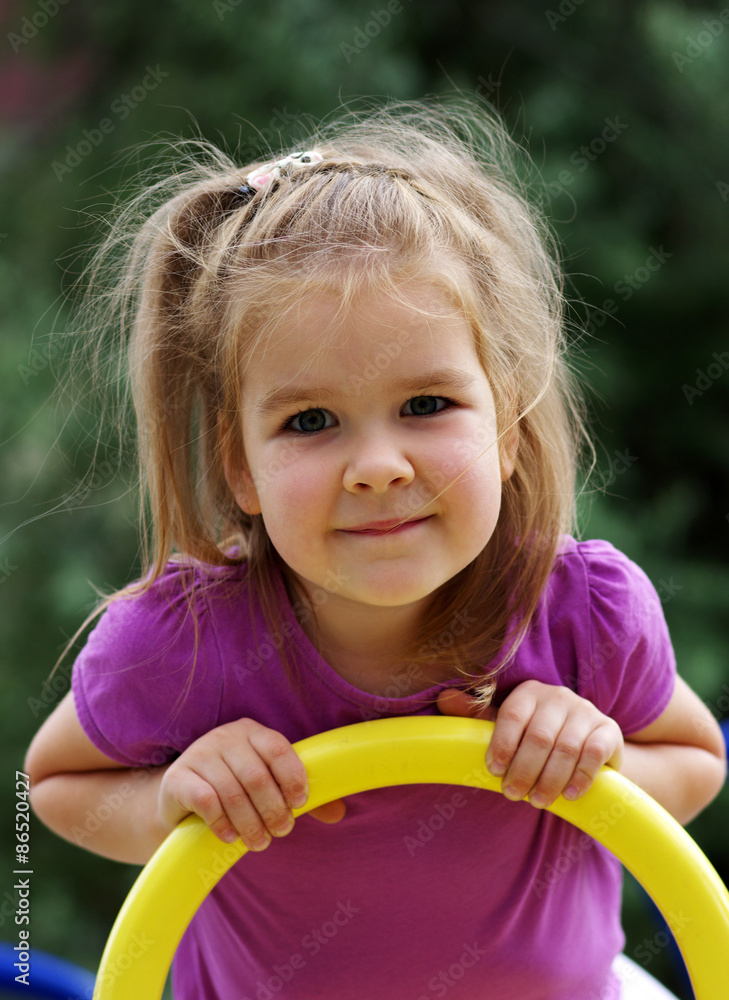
<box><xmin>342</xmin><ymin>434</ymin><xmax>415</xmax><ymax>494</ymax></box>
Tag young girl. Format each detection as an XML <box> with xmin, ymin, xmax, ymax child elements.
<box><xmin>26</xmin><ymin>100</ymin><xmax>725</xmax><ymax>1000</ymax></box>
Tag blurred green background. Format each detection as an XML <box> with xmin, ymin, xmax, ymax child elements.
<box><xmin>1</xmin><ymin>1</ymin><xmax>728</xmax><ymax>996</ymax></box>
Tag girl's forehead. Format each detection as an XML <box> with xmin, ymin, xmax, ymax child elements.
<box><xmin>239</xmin><ymin>284</ymin><xmax>489</xmax><ymax>404</ymax></box>
<box><xmin>250</xmin><ymin>282</ymin><xmax>474</xmax><ymax>355</ymax></box>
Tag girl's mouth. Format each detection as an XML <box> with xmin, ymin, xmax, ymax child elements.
<box><xmin>343</xmin><ymin>516</ymin><xmax>433</xmax><ymax>535</ymax></box>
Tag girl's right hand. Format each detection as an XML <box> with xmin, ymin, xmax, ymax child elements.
<box><xmin>158</xmin><ymin>719</ymin><xmax>346</xmax><ymax>851</ymax></box>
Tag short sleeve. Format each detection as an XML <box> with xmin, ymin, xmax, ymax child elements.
<box><xmin>571</xmin><ymin>540</ymin><xmax>677</xmax><ymax>735</ymax></box>
<box><xmin>72</xmin><ymin>566</ymin><xmax>224</xmax><ymax>767</ymax></box>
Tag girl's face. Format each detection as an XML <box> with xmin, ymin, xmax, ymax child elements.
<box><xmin>227</xmin><ymin>284</ymin><xmax>515</xmax><ymax>616</ymax></box>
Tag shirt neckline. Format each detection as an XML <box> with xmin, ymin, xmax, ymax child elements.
<box><xmin>270</xmin><ymin>562</ymin><xmax>472</xmax><ymax>713</ymax></box>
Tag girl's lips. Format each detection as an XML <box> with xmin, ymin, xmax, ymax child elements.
<box><xmin>342</xmin><ymin>516</ymin><xmax>432</xmax><ymax>535</ymax></box>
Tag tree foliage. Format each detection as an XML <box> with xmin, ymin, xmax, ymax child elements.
<box><xmin>1</xmin><ymin>2</ymin><xmax>727</xmax><ymax>994</ymax></box>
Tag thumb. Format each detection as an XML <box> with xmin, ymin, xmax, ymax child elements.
<box><xmin>437</xmin><ymin>688</ymin><xmax>497</xmax><ymax>721</ymax></box>
<box><xmin>307</xmin><ymin>799</ymin><xmax>347</xmax><ymax>824</ymax></box>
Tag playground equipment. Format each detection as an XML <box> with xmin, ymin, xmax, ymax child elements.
<box><xmin>92</xmin><ymin>716</ymin><xmax>729</xmax><ymax>999</ymax></box>
<box><xmin>0</xmin><ymin>941</ymin><xmax>95</xmax><ymax>999</ymax></box>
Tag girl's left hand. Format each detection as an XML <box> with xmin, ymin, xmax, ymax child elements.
<box><xmin>437</xmin><ymin>680</ymin><xmax>624</xmax><ymax>809</ymax></box>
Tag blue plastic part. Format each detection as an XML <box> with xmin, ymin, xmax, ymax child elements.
<box><xmin>0</xmin><ymin>942</ymin><xmax>95</xmax><ymax>999</ymax></box>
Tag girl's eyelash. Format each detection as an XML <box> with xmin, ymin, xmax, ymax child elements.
<box><xmin>277</xmin><ymin>408</ymin><xmax>332</xmax><ymax>434</ymax></box>
<box><xmin>403</xmin><ymin>395</ymin><xmax>457</xmax><ymax>417</ymax></box>
<box><xmin>279</xmin><ymin>396</ymin><xmax>457</xmax><ymax>435</ymax></box>
<box><xmin>418</xmin><ymin>395</ymin><xmax>456</xmax><ymax>412</ymax></box>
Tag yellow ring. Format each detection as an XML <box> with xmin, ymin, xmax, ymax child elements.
<box><xmin>92</xmin><ymin>716</ymin><xmax>729</xmax><ymax>999</ymax></box>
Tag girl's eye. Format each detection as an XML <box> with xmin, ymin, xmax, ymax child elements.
<box><xmin>283</xmin><ymin>396</ymin><xmax>452</xmax><ymax>433</ymax></box>
<box><xmin>285</xmin><ymin>408</ymin><xmax>335</xmax><ymax>434</ymax></box>
<box><xmin>403</xmin><ymin>395</ymin><xmax>452</xmax><ymax>416</ymax></box>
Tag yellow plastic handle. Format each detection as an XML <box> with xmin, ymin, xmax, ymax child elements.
<box><xmin>93</xmin><ymin>716</ymin><xmax>729</xmax><ymax>999</ymax></box>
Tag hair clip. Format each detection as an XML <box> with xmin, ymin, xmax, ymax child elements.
<box><xmin>244</xmin><ymin>150</ymin><xmax>323</xmax><ymax>192</ymax></box>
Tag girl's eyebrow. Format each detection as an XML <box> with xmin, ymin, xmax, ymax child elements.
<box><xmin>254</xmin><ymin>368</ymin><xmax>477</xmax><ymax>417</ymax></box>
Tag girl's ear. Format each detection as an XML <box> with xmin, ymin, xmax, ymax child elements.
<box><xmin>499</xmin><ymin>418</ymin><xmax>519</xmax><ymax>483</ymax></box>
<box><xmin>218</xmin><ymin>416</ymin><xmax>262</xmax><ymax>516</ymax></box>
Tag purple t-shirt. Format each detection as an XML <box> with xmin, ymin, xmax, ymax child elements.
<box><xmin>72</xmin><ymin>537</ymin><xmax>676</xmax><ymax>1000</ymax></box>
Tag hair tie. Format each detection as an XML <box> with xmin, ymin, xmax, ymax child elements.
<box><xmin>236</xmin><ymin>150</ymin><xmax>323</xmax><ymax>200</ymax></box>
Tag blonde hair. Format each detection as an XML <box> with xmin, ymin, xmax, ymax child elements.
<box><xmin>60</xmin><ymin>97</ymin><xmax>589</xmax><ymax>703</ymax></box>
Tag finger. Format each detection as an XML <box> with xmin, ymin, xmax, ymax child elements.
<box><xmin>483</xmin><ymin>685</ymin><xmax>539</xmax><ymax>780</ymax></box>
<box><xmin>526</xmin><ymin>719</ymin><xmax>596</xmax><ymax>808</ymax></box>
<box><xmin>186</xmin><ymin>760</ymin><xmax>281</xmax><ymax>851</ymax></box>
<box><xmin>162</xmin><ymin>765</ymin><xmax>267</xmax><ymax>850</ymax></box>
<box><xmin>308</xmin><ymin>800</ymin><xmax>347</xmax><ymax>824</ymax></box>
<box><xmin>499</xmin><ymin>702</ymin><xmax>570</xmax><ymax>802</ymax></box>
<box><xmin>561</xmin><ymin>720</ymin><xmax>623</xmax><ymax>802</ymax></box>
<box><xmin>220</xmin><ymin>748</ymin><xmax>296</xmax><ymax>846</ymax></box>
<box><xmin>437</xmin><ymin>688</ymin><xmax>497</xmax><ymax>721</ymax></box>
<box><xmin>246</xmin><ymin>723</ymin><xmax>310</xmax><ymax>811</ymax></box>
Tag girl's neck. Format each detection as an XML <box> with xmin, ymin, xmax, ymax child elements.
<box><xmin>283</xmin><ymin>576</ymin><xmax>455</xmax><ymax>697</ymax></box>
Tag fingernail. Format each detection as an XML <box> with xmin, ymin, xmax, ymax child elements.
<box><xmin>529</xmin><ymin>792</ymin><xmax>548</xmax><ymax>808</ymax></box>
<box><xmin>563</xmin><ymin>785</ymin><xmax>580</xmax><ymax>800</ymax></box>
<box><xmin>290</xmin><ymin>788</ymin><xmax>309</xmax><ymax>809</ymax></box>
<box><xmin>221</xmin><ymin>829</ymin><xmax>238</xmax><ymax>844</ymax></box>
<box><xmin>487</xmin><ymin>760</ymin><xmax>506</xmax><ymax>777</ymax></box>
<box><xmin>250</xmin><ymin>833</ymin><xmax>271</xmax><ymax>852</ymax></box>
<box><xmin>502</xmin><ymin>785</ymin><xmax>521</xmax><ymax>801</ymax></box>
<box><xmin>273</xmin><ymin>818</ymin><xmax>294</xmax><ymax>837</ymax></box>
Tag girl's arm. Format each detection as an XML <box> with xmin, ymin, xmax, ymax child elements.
<box><xmin>26</xmin><ymin>693</ymin><xmax>172</xmax><ymax>864</ymax></box>
<box><xmin>620</xmin><ymin>676</ymin><xmax>727</xmax><ymax>824</ymax></box>
<box><xmin>437</xmin><ymin>676</ymin><xmax>726</xmax><ymax>825</ymax></box>
<box><xmin>26</xmin><ymin>692</ymin><xmax>344</xmax><ymax>866</ymax></box>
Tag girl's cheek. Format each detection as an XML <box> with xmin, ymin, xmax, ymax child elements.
<box><xmin>255</xmin><ymin>440</ymin><xmax>319</xmax><ymax>489</ymax></box>
<box><xmin>277</xmin><ymin>465</ymin><xmax>329</xmax><ymax>509</ymax></box>
<box><xmin>433</xmin><ymin>439</ymin><xmax>497</xmax><ymax>484</ymax></box>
